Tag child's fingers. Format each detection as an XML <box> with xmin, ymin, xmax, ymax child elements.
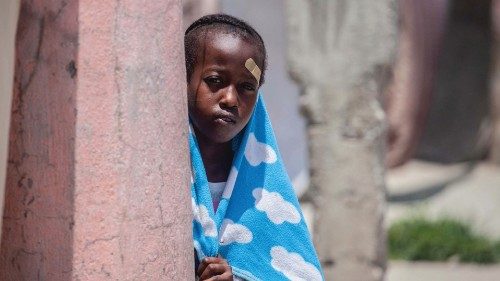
<box><xmin>199</xmin><ymin>262</ymin><xmax>231</xmax><ymax>280</ymax></box>
<box><xmin>197</xmin><ymin>257</ymin><xmax>217</xmax><ymax>275</ymax></box>
<box><xmin>196</xmin><ymin>257</ymin><xmax>224</xmax><ymax>277</ymax></box>
<box><xmin>206</xmin><ymin>270</ymin><xmax>234</xmax><ymax>281</ymax></box>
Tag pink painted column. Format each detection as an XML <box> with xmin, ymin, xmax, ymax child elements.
<box><xmin>1</xmin><ymin>1</ymin><xmax>78</xmax><ymax>279</ymax></box>
<box><xmin>74</xmin><ymin>0</ymin><xmax>192</xmax><ymax>279</ymax></box>
<box><xmin>1</xmin><ymin>0</ymin><xmax>193</xmax><ymax>280</ymax></box>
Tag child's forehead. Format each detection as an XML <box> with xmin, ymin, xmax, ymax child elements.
<box><xmin>207</xmin><ymin>33</ymin><xmax>244</xmax><ymax>51</ymax></box>
<box><xmin>197</xmin><ymin>32</ymin><xmax>263</xmax><ymax>65</ymax></box>
<box><xmin>202</xmin><ymin>31</ymin><xmax>253</xmax><ymax>49</ymax></box>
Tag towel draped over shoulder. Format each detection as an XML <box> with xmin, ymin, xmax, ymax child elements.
<box><xmin>190</xmin><ymin>94</ymin><xmax>324</xmax><ymax>281</ymax></box>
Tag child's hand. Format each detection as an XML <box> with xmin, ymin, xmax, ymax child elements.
<box><xmin>197</xmin><ymin>256</ymin><xmax>234</xmax><ymax>280</ymax></box>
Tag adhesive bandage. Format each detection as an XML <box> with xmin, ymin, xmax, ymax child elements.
<box><xmin>245</xmin><ymin>58</ymin><xmax>261</xmax><ymax>86</ymax></box>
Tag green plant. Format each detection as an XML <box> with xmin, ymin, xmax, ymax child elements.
<box><xmin>494</xmin><ymin>241</ymin><xmax>500</xmax><ymax>260</ymax></box>
<box><xmin>388</xmin><ymin>217</ymin><xmax>500</xmax><ymax>264</ymax></box>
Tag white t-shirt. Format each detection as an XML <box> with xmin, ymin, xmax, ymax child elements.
<box><xmin>208</xmin><ymin>181</ymin><xmax>226</xmax><ymax>210</ymax></box>
<box><xmin>207</xmin><ymin>182</ymin><xmax>245</xmax><ymax>281</ymax></box>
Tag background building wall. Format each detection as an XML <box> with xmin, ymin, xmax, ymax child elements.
<box><xmin>182</xmin><ymin>0</ymin><xmax>219</xmax><ymax>30</ymax></box>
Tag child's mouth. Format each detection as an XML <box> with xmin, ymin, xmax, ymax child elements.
<box><xmin>214</xmin><ymin>113</ymin><xmax>236</xmax><ymax>125</ymax></box>
<box><xmin>214</xmin><ymin>117</ymin><xmax>236</xmax><ymax>125</ymax></box>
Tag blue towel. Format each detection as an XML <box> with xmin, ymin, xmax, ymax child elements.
<box><xmin>190</xmin><ymin>94</ymin><xmax>324</xmax><ymax>280</ymax></box>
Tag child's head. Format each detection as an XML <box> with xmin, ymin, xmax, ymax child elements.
<box><xmin>185</xmin><ymin>14</ymin><xmax>267</xmax><ymax>85</ymax></box>
<box><xmin>185</xmin><ymin>14</ymin><xmax>267</xmax><ymax>144</ymax></box>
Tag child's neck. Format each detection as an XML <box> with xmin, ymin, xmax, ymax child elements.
<box><xmin>195</xmin><ymin>130</ymin><xmax>234</xmax><ymax>183</ymax></box>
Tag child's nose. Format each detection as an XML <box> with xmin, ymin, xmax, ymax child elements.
<box><xmin>219</xmin><ymin>85</ymin><xmax>238</xmax><ymax>109</ymax></box>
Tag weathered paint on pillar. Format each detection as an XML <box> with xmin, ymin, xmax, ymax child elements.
<box><xmin>286</xmin><ymin>1</ymin><xmax>397</xmax><ymax>280</ymax></box>
<box><xmin>1</xmin><ymin>1</ymin><xmax>78</xmax><ymax>279</ymax></box>
<box><xmin>0</xmin><ymin>0</ymin><xmax>20</xmax><ymax>242</ymax></box>
<box><xmin>1</xmin><ymin>0</ymin><xmax>193</xmax><ymax>279</ymax></box>
<box><xmin>75</xmin><ymin>0</ymin><xmax>192</xmax><ymax>279</ymax></box>
<box><xmin>492</xmin><ymin>0</ymin><xmax>500</xmax><ymax>163</ymax></box>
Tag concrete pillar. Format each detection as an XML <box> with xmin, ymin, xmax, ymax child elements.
<box><xmin>492</xmin><ymin>0</ymin><xmax>500</xmax><ymax>163</ymax></box>
<box><xmin>0</xmin><ymin>0</ymin><xmax>20</xmax><ymax>242</ymax></box>
<box><xmin>1</xmin><ymin>0</ymin><xmax>193</xmax><ymax>280</ymax></box>
<box><xmin>286</xmin><ymin>1</ymin><xmax>397</xmax><ymax>280</ymax></box>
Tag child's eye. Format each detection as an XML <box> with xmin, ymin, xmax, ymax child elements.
<box><xmin>204</xmin><ymin>76</ymin><xmax>222</xmax><ymax>85</ymax></box>
<box><xmin>241</xmin><ymin>82</ymin><xmax>256</xmax><ymax>92</ymax></box>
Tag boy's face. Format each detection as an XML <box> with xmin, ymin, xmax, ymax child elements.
<box><xmin>188</xmin><ymin>32</ymin><xmax>262</xmax><ymax>144</ymax></box>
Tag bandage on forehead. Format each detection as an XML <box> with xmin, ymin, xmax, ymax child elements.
<box><xmin>245</xmin><ymin>58</ymin><xmax>261</xmax><ymax>86</ymax></box>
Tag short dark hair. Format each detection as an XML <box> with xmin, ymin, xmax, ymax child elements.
<box><xmin>184</xmin><ymin>14</ymin><xmax>267</xmax><ymax>85</ymax></box>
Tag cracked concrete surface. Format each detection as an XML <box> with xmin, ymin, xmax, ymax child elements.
<box><xmin>286</xmin><ymin>1</ymin><xmax>397</xmax><ymax>280</ymax></box>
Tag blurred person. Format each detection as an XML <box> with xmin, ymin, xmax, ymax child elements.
<box><xmin>386</xmin><ymin>0</ymin><xmax>449</xmax><ymax>168</ymax></box>
<box><xmin>185</xmin><ymin>14</ymin><xmax>323</xmax><ymax>280</ymax></box>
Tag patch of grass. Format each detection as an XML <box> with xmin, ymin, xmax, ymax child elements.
<box><xmin>388</xmin><ymin>218</ymin><xmax>500</xmax><ymax>264</ymax></box>
<box><xmin>494</xmin><ymin>241</ymin><xmax>500</xmax><ymax>260</ymax></box>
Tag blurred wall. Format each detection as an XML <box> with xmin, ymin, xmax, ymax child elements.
<box><xmin>182</xmin><ymin>0</ymin><xmax>219</xmax><ymax>30</ymax></box>
<box><xmin>0</xmin><ymin>0</ymin><xmax>20</xmax><ymax>242</ymax></box>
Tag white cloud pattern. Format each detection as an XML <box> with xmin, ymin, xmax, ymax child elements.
<box><xmin>222</xmin><ymin>167</ymin><xmax>238</xmax><ymax>199</ymax></box>
<box><xmin>219</xmin><ymin>219</ymin><xmax>253</xmax><ymax>246</ymax></box>
<box><xmin>270</xmin><ymin>246</ymin><xmax>323</xmax><ymax>281</ymax></box>
<box><xmin>191</xmin><ymin>198</ymin><xmax>217</xmax><ymax>237</ymax></box>
<box><xmin>252</xmin><ymin>188</ymin><xmax>301</xmax><ymax>224</ymax></box>
<box><xmin>245</xmin><ymin>133</ymin><xmax>277</xmax><ymax>166</ymax></box>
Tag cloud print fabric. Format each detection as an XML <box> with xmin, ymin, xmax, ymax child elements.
<box><xmin>190</xmin><ymin>94</ymin><xmax>323</xmax><ymax>280</ymax></box>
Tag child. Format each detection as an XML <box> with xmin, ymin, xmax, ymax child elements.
<box><xmin>186</xmin><ymin>14</ymin><xmax>323</xmax><ymax>280</ymax></box>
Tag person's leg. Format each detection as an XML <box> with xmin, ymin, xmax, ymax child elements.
<box><xmin>0</xmin><ymin>0</ymin><xmax>20</xmax><ymax>240</ymax></box>
<box><xmin>385</xmin><ymin>0</ymin><xmax>449</xmax><ymax>168</ymax></box>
